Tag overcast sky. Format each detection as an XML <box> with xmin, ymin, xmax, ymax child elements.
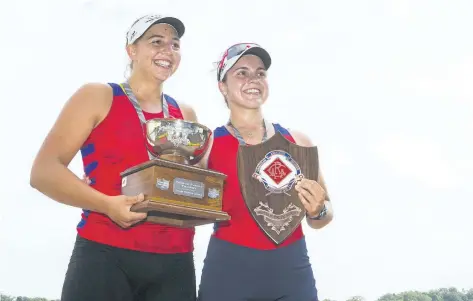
<box><xmin>1</xmin><ymin>0</ymin><xmax>472</xmax><ymax>300</ymax></box>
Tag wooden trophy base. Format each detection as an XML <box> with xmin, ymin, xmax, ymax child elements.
<box><xmin>120</xmin><ymin>158</ymin><xmax>230</xmax><ymax>227</ymax></box>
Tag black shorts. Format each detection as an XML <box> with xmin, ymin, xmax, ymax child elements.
<box><xmin>61</xmin><ymin>235</ymin><xmax>196</xmax><ymax>301</ymax></box>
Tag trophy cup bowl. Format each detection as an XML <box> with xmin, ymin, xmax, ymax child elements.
<box><xmin>144</xmin><ymin>118</ymin><xmax>212</xmax><ymax>165</ymax></box>
<box><xmin>120</xmin><ymin>118</ymin><xmax>231</xmax><ymax>228</ymax></box>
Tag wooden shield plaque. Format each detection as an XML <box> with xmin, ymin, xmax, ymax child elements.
<box><xmin>237</xmin><ymin>131</ymin><xmax>319</xmax><ymax>244</ymax></box>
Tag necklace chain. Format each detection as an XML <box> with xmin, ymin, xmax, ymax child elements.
<box><xmin>227</xmin><ymin>119</ymin><xmax>268</xmax><ymax>145</ymax></box>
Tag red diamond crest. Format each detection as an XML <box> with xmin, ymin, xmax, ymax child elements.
<box><xmin>263</xmin><ymin>157</ymin><xmax>291</xmax><ymax>185</ymax></box>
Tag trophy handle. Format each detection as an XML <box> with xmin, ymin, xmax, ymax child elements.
<box><xmin>142</xmin><ymin>123</ymin><xmax>157</xmax><ymax>159</ymax></box>
<box><xmin>188</xmin><ymin>131</ymin><xmax>213</xmax><ymax>165</ymax></box>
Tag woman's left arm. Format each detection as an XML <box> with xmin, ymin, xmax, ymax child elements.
<box><xmin>289</xmin><ymin>129</ymin><xmax>334</xmax><ymax>230</ymax></box>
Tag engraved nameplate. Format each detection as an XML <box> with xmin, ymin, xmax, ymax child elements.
<box><xmin>173</xmin><ymin>178</ymin><xmax>205</xmax><ymax>199</ymax></box>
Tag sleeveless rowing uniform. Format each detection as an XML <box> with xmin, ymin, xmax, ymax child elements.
<box><xmin>197</xmin><ymin>124</ymin><xmax>318</xmax><ymax>301</ymax></box>
<box><xmin>76</xmin><ymin>83</ymin><xmax>194</xmax><ymax>253</ymax></box>
<box><xmin>61</xmin><ymin>83</ymin><xmax>196</xmax><ymax>301</ymax></box>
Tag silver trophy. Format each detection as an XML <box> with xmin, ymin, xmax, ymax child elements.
<box><xmin>145</xmin><ymin>118</ymin><xmax>212</xmax><ymax>165</ymax></box>
<box><xmin>120</xmin><ymin>118</ymin><xmax>230</xmax><ymax>227</ymax></box>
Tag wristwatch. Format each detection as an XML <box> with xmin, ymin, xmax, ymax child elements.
<box><xmin>307</xmin><ymin>203</ymin><xmax>328</xmax><ymax>220</ymax></box>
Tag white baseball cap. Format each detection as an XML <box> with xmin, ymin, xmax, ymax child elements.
<box><xmin>126</xmin><ymin>14</ymin><xmax>185</xmax><ymax>45</ymax></box>
<box><xmin>217</xmin><ymin>43</ymin><xmax>272</xmax><ymax>82</ymax></box>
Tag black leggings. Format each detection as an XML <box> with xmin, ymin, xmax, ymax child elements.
<box><xmin>61</xmin><ymin>235</ymin><xmax>196</xmax><ymax>301</ymax></box>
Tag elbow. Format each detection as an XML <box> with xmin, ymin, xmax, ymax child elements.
<box><xmin>29</xmin><ymin>164</ymin><xmax>42</xmax><ymax>190</ymax></box>
<box><xmin>29</xmin><ymin>160</ymin><xmax>49</xmax><ymax>190</ymax></box>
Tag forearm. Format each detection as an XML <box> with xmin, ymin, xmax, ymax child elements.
<box><xmin>30</xmin><ymin>160</ymin><xmax>110</xmax><ymax>214</ymax></box>
<box><xmin>306</xmin><ymin>201</ymin><xmax>333</xmax><ymax>229</ymax></box>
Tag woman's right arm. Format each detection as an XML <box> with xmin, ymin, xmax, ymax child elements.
<box><xmin>30</xmin><ymin>83</ymin><xmax>113</xmax><ymax>214</ymax></box>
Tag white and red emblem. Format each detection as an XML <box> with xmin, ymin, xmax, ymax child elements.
<box><xmin>252</xmin><ymin>150</ymin><xmax>303</xmax><ymax>196</ymax></box>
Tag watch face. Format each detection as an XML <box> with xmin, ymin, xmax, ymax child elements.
<box><xmin>312</xmin><ymin>205</ymin><xmax>327</xmax><ymax>220</ymax></box>
<box><xmin>318</xmin><ymin>205</ymin><xmax>326</xmax><ymax>215</ymax></box>
<box><xmin>306</xmin><ymin>203</ymin><xmax>328</xmax><ymax>220</ymax></box>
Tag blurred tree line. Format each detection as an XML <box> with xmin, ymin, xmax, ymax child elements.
<box><xmin>1</xmin><ymin>287</ymin><xmax>472</xmax><ymax>301</ymax></box>
<box><xmin>324</xmin><ymin>288</ymin><xmax>473</xmax><ymax>301</ymax></box>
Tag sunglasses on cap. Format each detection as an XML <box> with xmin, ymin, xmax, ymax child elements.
<box><xmin>217</xmin><ymin>43</ymin><xmax>270</xmax><ymax>82</ymax></box>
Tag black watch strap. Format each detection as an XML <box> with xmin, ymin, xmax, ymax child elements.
<box><xmin>307</xmin><ymin>203</ymin><xmax>328</xmax><ymax>220</ymax></box>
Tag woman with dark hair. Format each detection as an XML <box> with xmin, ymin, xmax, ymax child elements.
<box><xmin>30</xmin><ymin>14</ymin><xmax>199</xmax><ymax>301</ymax></box>
<box><xmin>197</xmin><ymin>43</ymin><xmax>334</xmax><ymax>301</ymax></box>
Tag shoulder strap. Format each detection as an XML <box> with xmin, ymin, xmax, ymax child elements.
<box><xmin>273</xmin><ymin>123</ymin><xmax>290</xmax><ymax>136</ymax></box>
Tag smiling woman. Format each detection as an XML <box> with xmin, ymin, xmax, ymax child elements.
<box><xmin>197</xmin><ymin>43</ymin><xmax>334</xmax><ymax>301</ymax></box>
<box><xmin>126</xmin><ymin>15</ymin><xmax>184</xmax><ymax>86</ymax></box>
<box><xmin>29</xmin><ymin>14</ymin><xmax>199</xmax><ymax>301</ymax></box>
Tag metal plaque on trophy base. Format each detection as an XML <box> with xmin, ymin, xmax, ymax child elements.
<box><xmin>120</xmin><ymin>118</ymin><xmax>230</xmax><ymax>228</ymax></box>
<box><xmin>237</xmin><ymin>131</ymin><xmax>319</xmax><ymax>244</ymax></box>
